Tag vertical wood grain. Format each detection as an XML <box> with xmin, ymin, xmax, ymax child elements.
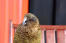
<box><xmin>64</xmin><ymin>30</ymin><xmax>66</xmax><ymax>43</ymax></box>
<box><xmin>41</xmin><ymin>30</ymin><xmax>45</xmax><ymax>43</ymax></box>
<box><xmin>57</xmin><ymin>30</ymin><xmax>65</xmax><ymax>43</ymax></box>
<box><xmin>46</xmin><ymin>30</ymin><xmax>55</xmax><ymax>43</ymax></box>
<box><xmin>5</xmin><ymin>0</ymin><xmax>9</xmax><ymax>43</ymax></box>
<box><xmin>0</xmin><ymin>0</ymin><xmax>6</xmax><ymax>43</ymax></box>
<box><xmin>0</xmin><ymin>0</ymin><xmax>9</xmax><ymax>43</ymax></box>
<box><xmin>0</xmin><ymin>0</ymin><xmax>29</xmax><ymax>43</ymax></box>
<box><xmin>13</xmin><ymin>0</ymin><xmax>20</xmax><ymax>24</ymax></box>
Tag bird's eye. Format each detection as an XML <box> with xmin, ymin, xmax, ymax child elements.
<box><xmin>29</xmin><ymin>17</ymin><xmax>36</xmax><ymax>21</ymax></box>
<box><xmin>25</xmin><ymin>20</ymin><xmax>28</xmax><ymax>23</ymax></box>
<box><xmin>29</xmin><ymin>19</ymin><xmax>34</xmax><ymax>21</ymax></box>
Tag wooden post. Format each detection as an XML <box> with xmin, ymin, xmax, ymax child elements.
<box><xmin>0</xmin><ymin>0</ymin><xmax>29</xmax><ymax>43</ymax></box>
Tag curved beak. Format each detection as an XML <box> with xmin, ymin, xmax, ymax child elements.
<box><xmin>23</xmin><ymin>16</ymin><xmax>27</xmax><ymax>25</ymax></box>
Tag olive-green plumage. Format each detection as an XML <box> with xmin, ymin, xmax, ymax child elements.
<box><xmin>13</xmin><ymin>13</ymin><xmax>41</xmax><ymax>43</ymax></box>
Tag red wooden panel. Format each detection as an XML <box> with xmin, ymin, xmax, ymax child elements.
<box><xmin>5</xmin><ymin>0</ymin><xmax>9</xmax><ymax>43</ymax></box>
<box><xmin>13</xmin><ymin>0</ymin><xmax>20</xmax><ymax>24</ymax></box>
<box><xmin>0</xmin><ymin>0</ymin><xmax>29</xmax><ymax>43</ymax></box>
<box><xmin>46</xmin><ymin>30</ymin><xmax>55</xmax><ymax>43</ymax></box>
<box><xmin>0</xmin><ymin>0</ymin><xmax>9</xmax><ymax>43</ymax></box>
<box><xmin>57</xmin><ymin>30</ymin><xmax>65</xmax><ymax>43</ymax></box>
<box><xmin>8</xmin><ymin>0</ymin><xmax>14</xmax><ymax>43</ymax></box>
<box><xmin>9</xmin><ymin>21</ymin><xmax>15</xmax><ymax>43</ymax></box>
<box><xmin>0</xmin><ymin>0</ymin><xmax>2</xmax><ymax>43</ymax></box>
<box><xmin>0</xmin><ymin>0</ymin><xmax>6</xmax><ymax>43</ymax></box>
<box><xmin>41</xmin><ymin>30</ymin><xmax>45</xmax><ymax>43</ymax></box>
<box><xmin>9</xmin><ymin>0</ymin><xmax>13</xmax><ymax>20</ymax></box>
<box><xmin>40</xmin><ymin>25</ymin><xmax>66</xmax><ymax>30</ymax></box>
<box><xmin>64</xmin><ymin>30</ymin><xmax>66</xmax><ymax>43</ymax></box>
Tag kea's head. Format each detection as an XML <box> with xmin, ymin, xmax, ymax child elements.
<box><xmin>22</xmin><ymin>13</ymin><xmax>39</xmax><ymax>26</ymax></box>
<box><xmin>19</xmin><ymin>13</ymin><xmax>40</xmax><ymax>36</ymax></box>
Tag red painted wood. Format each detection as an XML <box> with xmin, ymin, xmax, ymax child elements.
<box><xmin>13</xmin><ymin>0</ymin><xmax>20</xmax><ymax>24</ymax></box>
<box><xmin>64</xmin><ymin>30</ymin><xmax>66</xmax><ymax>43</ymax></box>
<box><xmin>0</xmin><ymin>0</ymin><xmax>6</xmax><ymax>43</ymax></box>
<box><xmin>0</xmin><ymin>0</ymin><xmax>2</xmax><ymax>43</ymax></box>
<box><xmin>5</xmin><ymin>0</ymin><xmax>9</xmax><ymax>43</ymax></box>
<box><xmin>57</xmin><ymin>30</ymin><xmax>65</xmax><ymax>43</ymax></box>
<box><xmin>9</xmin><ymin>0</ymin><xmax>13</xmax><ymax>20</ymax></box>
<box><xmin>46</xmin><ymin>30</ymin><xmax>55</xmax><ymax>43</ymax></box>
<box><xmin>41</xmin><ymin>30</ymin><xmax>45</xmax><ymax>43</ymax></box>
<box><xmin>0</xmin><ymin>0</ymin><xmax>9</xmax><ymax>43</ymax></box>
<box><xmin>40</xmin><ymin>25</ymin><xmax>66</xmax><ymax>30</ymax></box>
<box><xmin>8</xmin><ymin>0</ymin><xmax>14</xmax><ymax>43</ymax></box>
<box><xmin>0</xmin><ymin>0</ymin><xmax>29</xmax><ymax>43</ymax></box>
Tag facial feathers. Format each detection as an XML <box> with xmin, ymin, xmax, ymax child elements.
<box><xmin>13</xmin><ymin>13</ymin><xmax>41</xmax><ymax>43</ymax></box>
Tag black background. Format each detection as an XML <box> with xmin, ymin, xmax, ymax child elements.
<box><xmin>29</xmin><ymin>0</ymin><xmax>66</xmax><ymax>25</ymax></box>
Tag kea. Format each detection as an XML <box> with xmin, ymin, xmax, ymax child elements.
<box><xmin>13</xmin><ymin>13</ymin><xmax>41</xmax><ymax>43</ymax></box>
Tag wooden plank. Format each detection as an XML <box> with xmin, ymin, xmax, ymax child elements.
<box><xmin>0</xmin><ymin>0</ymin><xmax>9</xmax><ymax>43</ymax></box>
<box><xmin>0</xmin><ymin>0</ymin><xmax>6</xmax><ymax>43</ymax></box>
<box><xmin>0</xmin><ymin>0</ymin><xmax>2</xmax><ymax>43</ymax></box>
<box><xmin>64</xmin><ymin>30</ymin><xmax>66</xmax><ymax>43</ymax></box>
<box><xmin>46</xmin><ymin>30</ymin><xmax>55</xmax><ymax>43</ymax></box>
<box><xmin>13</xmin><ymin>0</ymin><xmax>20</xmax><ymax>24</ymax></box>
<box><xmin>4</xmin><ymin>0</ymin><xmax>9</xmax><ymax>43</ymax></box>
<box><xmin>9</xmin><ymin>21</ymin><xmax>15</xmax><ymax>43</ymax></box>
<box><xmin>41</xmin><ymin>30</ymin><xmax>45</xmax><ymax>43</ymax></box>
<box><xmin>40</xmin><ymin>25</ymin><xmax>66</xmax><ymax>30</ymax></box>
<box><xmin>57</xmin><ymin>30</ymin><xmax>65</xmax><ymax>43</ymax></box>
<box><xmin>8</xmin><ymin>0</ymin><xmax>14</xmax><ymax>43</ymax></box>
<box><xmin>9</xmin><ymin>0</ymin><xmax>13</xmax><ymax>20</ymax></box>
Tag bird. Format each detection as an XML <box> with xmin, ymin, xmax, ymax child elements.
<box><xmin>13</xmin><ymin>13</ymin><xmax>41</xmax><ymax>43</ymax></box>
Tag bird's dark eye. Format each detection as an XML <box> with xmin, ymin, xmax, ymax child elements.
<box><xmin>25</xmin><ymin>20</ymin><xmax>28</xmax><ymax>23</ymax></box>
<box><xmin>29</xmin><ymin>19</ymin><xmax>34</xmax><ymax>21</ymax></box>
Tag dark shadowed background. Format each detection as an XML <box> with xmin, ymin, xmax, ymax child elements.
<box><xmin>29</xmin><ymin>0</ymin><xmax>66</xmax><ymax>25</ymax></box>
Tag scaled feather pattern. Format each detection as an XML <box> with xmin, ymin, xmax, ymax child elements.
<box><xmin>13</xmin><ymin>13</ymin><xmax>41</xmax><ymax>43</ymax></box>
